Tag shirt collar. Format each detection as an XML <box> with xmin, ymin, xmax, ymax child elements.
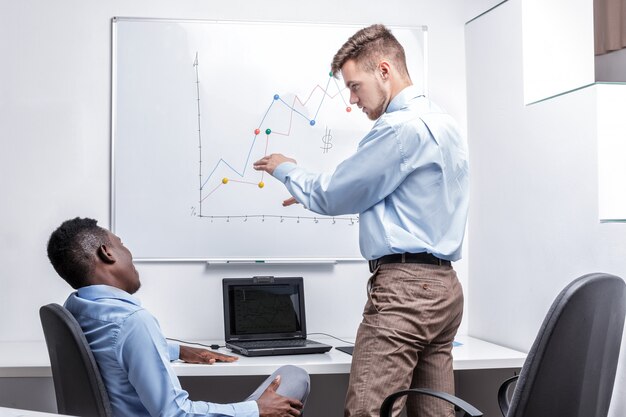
<box><xmin>76</xmin><ymin>284</ymin><xmax>141</xmax><ymax>306</ymax></box>
<box><xmin>386</xmin><ymin>85</ymin><xmax>422</xmax><ymax>113</ymax></box>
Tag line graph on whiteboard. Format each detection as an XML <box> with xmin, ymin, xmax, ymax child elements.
<box><xmin>191</xmin><ymin>51</ymin><xmax>361</xmax><ymax>225</ymax></box>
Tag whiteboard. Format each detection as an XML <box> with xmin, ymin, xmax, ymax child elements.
<box><xmin>112</xmin><ymin>18</ymin><xmax>427</xmax><ymax>261</ymax></box>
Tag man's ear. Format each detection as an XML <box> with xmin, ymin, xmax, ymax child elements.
<box><xmin>97</xmin><ymin>244</ymin><xmax>116</xmax><ymax>264</ymax></box>
<box><xmin>379</xmin><ymin>61</ymin><xmax>391</xmax><ymax>80</ymax></box>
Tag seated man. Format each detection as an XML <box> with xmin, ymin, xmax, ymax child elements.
<box><xmin>46</xmin><ymin>217</ymin><xmax>309</xmax><ymax>417</ymax></box>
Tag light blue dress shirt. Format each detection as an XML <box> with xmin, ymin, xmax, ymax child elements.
<box><xmin>64</xmin><ymin>285</ymin><xmax>258</xmax><ymax>417</ymax></box>
<box><xmin>273</xmin><ymin>85</ymin><xmax>469</xmax><ymax>261</ymax></box>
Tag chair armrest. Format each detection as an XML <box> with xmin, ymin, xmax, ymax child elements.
<box><xmin>380</xmin><ymin>388</ymin><xmax>483</xmax><ymax>417</ymax></box>
<box><xmin>497</xmin><ymin>375</ymin><xmax>519</xmax><ymax>417</ymax></box>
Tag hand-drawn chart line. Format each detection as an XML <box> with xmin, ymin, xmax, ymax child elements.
<box><xmin>199</xmin><ymin>78</ymin><xmax>344</xmax><ymax>197</ymax></box>
<box><xmin>194</xmin><ymin>53</ymin><xmax>358</xmax><ymax>222</ymax></box>
<box><xmin>200</xmin><ymin>75</ymin><xmax>350</xmax><ymax>192</ymax></box>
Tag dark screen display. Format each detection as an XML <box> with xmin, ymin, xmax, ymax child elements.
<box><xmin>229</xmin><ymin>284</ymin><xmax>302</xmax><ymax>335</ymax></box>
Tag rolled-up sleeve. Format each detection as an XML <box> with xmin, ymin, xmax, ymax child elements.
<box><xmin>167</xmin><ymin>341</ymin><xmax>180</xmax><ymax>361</ymax></box>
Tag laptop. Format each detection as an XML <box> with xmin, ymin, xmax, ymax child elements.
<box><xmin>222</xmin><ymin>276</ymin><xmax>332</xmax><ymax>356</ymax></box>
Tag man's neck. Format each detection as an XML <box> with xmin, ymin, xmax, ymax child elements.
<box><xmin>390</xmin><ymin>79</ymin><xmax>413</xmax><ymax>102</ymax></box>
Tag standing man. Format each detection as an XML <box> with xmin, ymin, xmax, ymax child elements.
<box><xmin>253</xmin><ymin>24</ymin><xmax>468</xmax><ymax>417</ymax></box>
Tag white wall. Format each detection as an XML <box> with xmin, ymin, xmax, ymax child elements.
<box><xmin>466</xmin><ymin>0</ymin><xmax>626</xmax><ymax>355</ymax></box>
<box><xmin>465</xmin><ymin>0</ymin><xmax>626</xmax><ymax>414</ymax></box>
<box><xmin>521</xmin><ymin>0</ymin><xmax>594</xmax><ymax>104</ymax></box>
<box><xmin>597</xmin><ymin>84</ymin><xmax>626</xmax><ymax>220</ymax></box>
<box><xmin>0</xmin><ymin>0</ymin><xmax>469</xmax><ymax>344</ymax></box>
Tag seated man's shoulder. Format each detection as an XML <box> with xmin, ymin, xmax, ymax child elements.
<box><xmin>119</xmin><ymin>306</ymin><xmax>164</xmax><ymax>337</ymax></box>
<box><xmin>66</xmin><ymin>293</ymin><xmax>147</xmax><ymax>327</ymax></box>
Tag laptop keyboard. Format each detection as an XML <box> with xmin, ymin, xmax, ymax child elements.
<box><xmin>235</xmin><ymin>339</ymin><xmax>313</xmax><ymax>348</ymax></box>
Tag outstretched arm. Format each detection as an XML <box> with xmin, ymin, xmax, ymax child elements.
<box><xmin>255</xmin><ymin>121</ymin><xmax>411</xmax><ymax>216</ymax></box>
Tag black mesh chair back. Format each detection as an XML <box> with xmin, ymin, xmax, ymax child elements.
<box><xmin>39</xmin><ymin>303</ymin><xmax>113</xmax><ymax>417</ymax></box>
<box><xmin>506</xmin><ymin>273</ymin><xmax>626</xmax><ymax>417</ymax></box>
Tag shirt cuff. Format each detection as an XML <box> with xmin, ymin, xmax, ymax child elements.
<box><xmin>273</xmin><ymin>162</ymin><xmax>298</xmax><ymax>183</ymax></box>
<box><xmin>208</xmin><ymin>400</ymin><xmax>259</xmax><ymax>417</ymax></box>
<box><xmin>167</xmin><ymin>341</ymin><xmax>180</xmax><ymax>361</ymax></box>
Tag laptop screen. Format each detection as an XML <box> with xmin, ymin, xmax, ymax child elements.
<box><xmin>223</xmin><ymin>277</ymin><xmax>307</xmax><ymax>341</ymax></box>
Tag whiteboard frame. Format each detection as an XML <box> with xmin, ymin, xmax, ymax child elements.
<box><xmin>110</xmin><ymin>17</ymin><xmax>428</xmax><ymax>262</ymax></box>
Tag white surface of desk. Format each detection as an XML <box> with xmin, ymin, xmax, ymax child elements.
<box><xmin>0</xmin><ymin>335</ymin><xmax>526</xmax><ymax>378</ymax></box>
<box><xmin>0</xmin><ymin>407</ymin><xmax>72</xmax><ymax>416</ymax></box>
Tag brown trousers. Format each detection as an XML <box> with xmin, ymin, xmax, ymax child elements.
<box><xmin>344</xmin><ymin>263</ymin><xmax>464</xmax><ymax>417</ymax></box>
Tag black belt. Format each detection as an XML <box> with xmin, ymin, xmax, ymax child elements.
<box><xmin>368</xmin><ymin>252</ymin><xmax>451</xmax><ymax>272</ymax></box>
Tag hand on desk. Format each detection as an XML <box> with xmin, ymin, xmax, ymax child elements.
<box><xmin>257</xmin><ymin>375</ymin><xmax>303</xmax><ymax>417</ymax></box>
<box><xmin>179</xmin><ymin>345</ymin><xmax>238</xmax><ymax>364</ymax></box>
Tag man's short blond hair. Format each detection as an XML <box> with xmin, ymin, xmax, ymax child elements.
<box><xmin>331</xmin><ymin>24</ymin><xmax>409</xmax><ymax>79</ymax></box>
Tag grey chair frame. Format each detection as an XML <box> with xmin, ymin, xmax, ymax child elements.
<box><xmin>497</xmin><ymin>273</ymin><xmax>626</xmax><ymax>417</ymax></box>
<box><xmin>380</xmin><ymin>388</ymin><xmax>482</xmax><ymax>416</ymax></box>
<box><xmin>380</xmin><ymin>273</ymin><xmax>626</xmax><ymax>417</ymax></box>
<box><xmin>39</xmin><ymin>303</ymin><xmax>113</xmax><ymax>417</ymax></box>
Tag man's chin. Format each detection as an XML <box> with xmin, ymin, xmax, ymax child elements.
<box><xmin>129</xmin><ymin>279</ymin><xmax>141</xmax><ymax>294</ymax></box>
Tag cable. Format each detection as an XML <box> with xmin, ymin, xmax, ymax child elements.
<box><xmin>166</xmin><ymin>337</ymin><xmax>223</xmax><ymax>350</ymax></box>
<box><xmin>308</xmin><ymin>332</ymin><xmax>354</xmax><ymax>345</ymax></box>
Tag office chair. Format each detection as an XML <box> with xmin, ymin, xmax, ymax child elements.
<box><xmin>39</xmin><ymin>303</ymin><xmax>113</xmax><ymax>417</ymax></box>
<box><xmin>380</xmin><ymin>273</ymin><xmax>626</xmax><ymax>417</ymax></box>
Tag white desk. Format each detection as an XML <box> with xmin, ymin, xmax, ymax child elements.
<box><xmin>0</xmin><ymin>335</ymin><xmax>526</xmax><ymax>378</ymax></box>
<box><xmin>0</xmin><ymin>407</ymin><xmax>72</xmax><ymax>417</ymax></box>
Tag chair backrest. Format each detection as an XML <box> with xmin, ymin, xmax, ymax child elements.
<box><xmin>508</xmin><ymin>273</ymin><xmax>626</xmax><ymax>417</ymax></box>
<box><xmin>39</xmin><ymin>303</ymin><xmax>113</xmax><ymax>417</ymax></box>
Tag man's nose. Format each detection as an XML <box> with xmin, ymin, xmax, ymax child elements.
<box><xmin>349</xmin><ymin>92</ymin><xmax>358</xmax><ymax>105</ymax></box>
